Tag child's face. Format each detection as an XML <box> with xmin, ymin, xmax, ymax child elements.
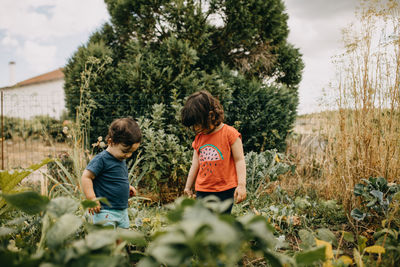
<box><xmin>108</xmin><ymin>142</ymin><xmax>140</xmax><ymax>160</ymax></box>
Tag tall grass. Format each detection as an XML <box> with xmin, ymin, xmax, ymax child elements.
<box><xmin>283</xmin><ymin>0</ymin><xmax>400</xmax><ymax>212</ymax></box>
<box><xmin>323</xmin><ymin>0</ymin><xmax>400</xmax><ymax>210</ymax></box>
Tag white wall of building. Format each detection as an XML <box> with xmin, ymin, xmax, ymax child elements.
<box><xmin>3</xmin><ymin>79</ymin><xmax>66</xmax><ymax>119</ymax></box>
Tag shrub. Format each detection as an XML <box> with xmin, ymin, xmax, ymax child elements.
<box><xmin>130</xmin><ymin>101</ymin><xmax>192</xmax><ymax>201</ymax></box>
<box><xmin>64</xmin><ymin>0</ymin><xmax>303</xmax><ymax>152</ymax></box>
<box><xmin>245</xmin><ymin>149</ymin><xmax>293</xmax><ymax>200</ymax></box>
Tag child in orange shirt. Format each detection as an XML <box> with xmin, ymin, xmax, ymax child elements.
<box><xmin>181</xmin><ymin>90</ymin><xmax>246</xmax><ymax>213</ymax></box>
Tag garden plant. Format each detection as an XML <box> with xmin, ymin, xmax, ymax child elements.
<box><xmin>1</xmin><ymin>0</ymin><xmax>400</xmax><ymax>266</ymax></box>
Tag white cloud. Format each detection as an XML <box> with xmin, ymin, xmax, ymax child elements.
<box><xmin>17</xmin><ymin>41</ymin><xmax>57</xmax><ymax>73</ymax></box>
<box><xmin>284</xmin><ymin>0</ymin><xmax>356</xmax><ymax>20</ymax></box>
<box><xmin>50</xmin><ymin>0</ymin><xmax>110</xmax><ymax>35</ymax></box>
<box><xmin>284</xmin><ymin>0</ymin><xmax>358</xmax><ymax>114</ymax></box>
<box><xmin>0</xmin><ymin>0</ymin><xmax>109</xmax><ymax>85</ymax></box>
<box><xmin>0</xmin><ymin>0</ymin><xmax>109</xmax><ymax>41</ymax></box>
<box><xmin>1</xmin><ymin>35</ymin><xmax>19</xmax><ymax>47</ymax></box>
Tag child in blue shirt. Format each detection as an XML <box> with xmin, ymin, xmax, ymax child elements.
<box><xmin>81</xmin><ymin>117</ymin><xmax>142</xmax><ymax>228</ymax></box>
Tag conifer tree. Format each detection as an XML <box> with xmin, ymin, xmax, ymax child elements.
<box><xmin>64</xmin><ymin>0</ymin><xmax>304</xmax><ymax>152</ymax></box>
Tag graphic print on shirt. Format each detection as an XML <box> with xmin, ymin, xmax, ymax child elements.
<box><xmin>199</xmin><ymin>144</ymin><xmax>224</xmax><ymax>176</ymax></box>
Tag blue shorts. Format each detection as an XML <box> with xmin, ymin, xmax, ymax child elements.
<box><xmin>93</xmin><ymin>208</ymin><xmax>129</xmax><ymax>229</ymax></box>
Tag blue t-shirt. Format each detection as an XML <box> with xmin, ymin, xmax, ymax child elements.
<box><xmin>86</xmin><ymin>150</ymin><xmax>129</xmax><ymax>210</ymax></box>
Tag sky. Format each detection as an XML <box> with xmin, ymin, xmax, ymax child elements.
<box><xmin>0</xmin><ymin>0</ymin><xmax>359</xmax><ymax>114</ymax></box>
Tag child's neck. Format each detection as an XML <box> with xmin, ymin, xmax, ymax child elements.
<box><xmin>206</xmin><ymin>123</ymin><xmax>224</xmax><ymax>134</ymax></box>
<box><xmin>106</xmin><ymin>146</ymin><xmax>120</xmax><ymax>160</ymax></box>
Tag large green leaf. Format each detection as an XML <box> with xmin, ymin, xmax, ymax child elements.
<box><xmin>116</xmin><ymin>228</ymin><xmax>146</xmax><ymax>246</ymax></box>
<box><xmin>316</xmin><ymin>228</ymin><xmax>337</xmax><ymax>247</ymax></box>
<box><xmin>298</xmin><ymin>229</ymin><xmax>315</xmax><ymax>248</ymax></box>
<box><xmin>1</xmin><ymin>191</ymin><xmax>49</xmax><ymax>215</ymax></box>
<box><xmin>150</xmin><ymin>244</ymin><xmax>190</xmax><ymax>266</ymax></box>
<box><xmin>370</xmin><ymin>190</ymin><xmax>384</xmax><ymax>205</ymax></box>
<box><xmin>85</xmin><ymin>230</ymin><xmax>117</xmax><ymax>250</ymax></box>
<box><xmin>46</xmin><ymin>213</ymin><xmax>82</xmax><ymax>248</ymax></box>
<box><xmin>246</xmin><ymin>220</ymin><xmax>276</xmax><ymax>248</ymax></box>
<box><xmin>0</xmin><ymin>158</ymin><xmax>52</xmax><ymax>210</ymax></box>
<box><xmin>0</xmin><ymin>158</ymin><xmax>52</xmax><ymax>192</ymax></box>
<box><xmin>295</xmin><ymin>246</ymin><xmax>326</xmax><ymax>265</ymax></box>
<box><xmin>47</xmin><ymin>197</ymin><xmax>79</xmax><ymax>218</ymax></box>
<box><xmin>263</xmin><ymin>250</ymin><xmax>289</xmax><ymax>267</ymax></box>
<box><xmin>342</xmin><ymin>231</ymin><xmax>355</xmax><ymax>243</ymax></box>
<box><xmin>205</xmin><ymin>220</ymin><xmax>238</xmax><ymax>245</ymax></box>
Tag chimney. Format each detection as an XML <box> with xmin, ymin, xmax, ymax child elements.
<box><xmin>9</xmin><ymin>61</ymin><xmax>16</xmax><ymax>86</ymax></box>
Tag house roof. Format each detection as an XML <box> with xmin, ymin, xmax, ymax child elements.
<box><xmin>15</xmin><ymin>68</ymin><xmax>64</xmax><ymax>87</ymax></box>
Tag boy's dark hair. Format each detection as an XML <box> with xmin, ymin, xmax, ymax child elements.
<box><xmin>106</xmin><ymin>117</ymin><xmax>142</xmax><ymax>146</ymax></box>
<box><xmin>181</xmin><ymin>90</ymin><xmax>224</xmax><ymax>129</ymax></box>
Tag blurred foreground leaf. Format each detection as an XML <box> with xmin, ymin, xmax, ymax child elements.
<box><xmin>1</xmin><ymin>191</ymin><xmax>49</xmax><ymax>215</ymax></box>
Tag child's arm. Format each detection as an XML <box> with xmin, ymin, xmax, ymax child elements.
<box><xmin>184</xmin><ymin>149</ymin><xmax>199</xmax><ymax>198</ymax></box>
<box><xmin>232</xmin><ymin>137</ymin><xmax>247</xmax><ymax>203</ymax></box>
<box><xmin>81</xmin><ymin>169</ymin><xmax>101</xmax><ymax>214</ymax></box>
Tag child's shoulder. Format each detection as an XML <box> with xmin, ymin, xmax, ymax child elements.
<box><xmin>89</xmin><ymin>150</ymin><xmax>108</xmax><ymax>162</ymax></box>
<box><xmin>222</xmin><ymin>124</ymin><xmax>241</xmax><ymax>144</ymax></box>
<box><xmin>223</xmin><ymin>124</ymin><xmax>240</xmax><ymax>134</ymax></box>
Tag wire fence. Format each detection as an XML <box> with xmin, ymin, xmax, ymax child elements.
<box><xmin>1</xmin><ymin>91</ymin><xmax>68</xmax><ymax>170</ymax></box>
<box><xmin>0</xmin><ymin>90</ymin><xmax>169</xmax><ymax>169</ymax></box>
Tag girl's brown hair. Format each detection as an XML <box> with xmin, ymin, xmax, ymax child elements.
<box><xmin>181</xmin><ymin>90</ymin><xmax>224</xmax><ymax>130</ymax></box>
<box><xmin>106</xmin><ymin>117</ymin><xmax>142</xmax><ymax>146</ymax></box>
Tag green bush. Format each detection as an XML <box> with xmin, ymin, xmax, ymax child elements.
<box><xmin>132</xmin><ymin>103</ymin><xmax>192</xmax><ymax>201</ymax></box>
<box><xmin>245</xmin><ymin>149</ymin><xmax>292</xmax><ymax>200</ymax></box>
<box><xmin>32</xmin><ymin>115</ymin><xmax>65</xmax><ymax>142</ymax></box>
<box><xmin>64</xmin><ymin>0</ymin><xmax>303</xmax><ymax>153</ymax></box>
<box><xmin>221</xmin><ymin>68</ymin><xmax>298</xmax><ymax>152</ymax></box>
<box><xmin>65</xmin><ymin>36</ymin><xmax>232</xmax><ymax>146</ymax></box>
<box><xmin>2</xmin><ymin>116</ymin><xmax>25</xmax><ymax>139</ymax></box>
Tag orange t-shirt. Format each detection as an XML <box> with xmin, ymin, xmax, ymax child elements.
<box><xmin>192</xmin><ymin>124</ymin><xmax>241</xmax><ymax>192</ymax></box>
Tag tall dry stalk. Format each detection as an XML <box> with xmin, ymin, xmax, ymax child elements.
<box><xmin>323</xmin><ymin>0</ymin><xmax>400</xmax><ymax>210</ymax></box>
<box><xmin>60</xmin><ymin>56</ymin><xmax>112</xmax><ymax>195</ymax></box>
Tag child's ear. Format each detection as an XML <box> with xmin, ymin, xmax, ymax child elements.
<box><xmin>107</xmin><ymin>138</ymin><xmax>113</xmax><ymax>145</ymax></box>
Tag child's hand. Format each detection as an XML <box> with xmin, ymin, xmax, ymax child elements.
<box><xmin>129</xmin><ymin>185</ymin><xmax>137</xmax><ymax>197</ymax></box>
<box><xmin>234</xmin><ymin>185</ymin><xmax>247</xmax><ymax>204</ymax></box>
<box><xmin>88</xmin><ymin>200</ymin><xmax>101</xmax><ymax>215</ymax></box>
<box><xmin>184</xmin><ymin>187</ymin><xmax>195</xmax><ymax>198</ymax></box>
